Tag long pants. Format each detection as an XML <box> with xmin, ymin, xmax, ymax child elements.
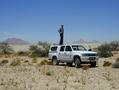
<box><xmin>59</xmin><ymin>33</ymin><xmax>63</xmax><ymax>45</ymax></box>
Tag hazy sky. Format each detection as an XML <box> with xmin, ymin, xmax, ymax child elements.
<box><xmin>0</xmin><ymin>0</ymin><xmax>119</xmax><ymax>43</ymax></box>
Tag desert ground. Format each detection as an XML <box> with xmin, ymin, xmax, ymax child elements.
<box><xmin>0</xmin><ymin>43</ymin><xmax>119</xmax><ymax>90</ymax></box>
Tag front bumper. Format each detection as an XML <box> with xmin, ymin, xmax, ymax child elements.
<box><xmin>81</xmin><ymin>56</ymin><xmax>99</xmax><ymax>63</ymax></box>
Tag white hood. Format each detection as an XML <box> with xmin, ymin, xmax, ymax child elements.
<box><xmin>73</xmin><ymin>51</ymin><xmax>97</xmax><ymax>54</ymax></box>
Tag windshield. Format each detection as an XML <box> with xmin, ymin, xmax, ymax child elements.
<box><xmin>72</xmin><ymin>45</ymin><xmax>87</xmax><ymax>51</ymax></box>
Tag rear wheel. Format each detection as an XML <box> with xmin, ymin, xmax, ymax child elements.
<box><xmin>74</xmin><ymin>57</ymin><xmax>81</xmax><ymax>68</ymax></box>
<box><xmin>52</xmin><ymin>57</ymin><xmax>59</xmax><ymax>65</ymax></box>
<box><xmin>90</xmin><ymin>62</ymin><xmax>96</xmax><ymax>67</ymax></box>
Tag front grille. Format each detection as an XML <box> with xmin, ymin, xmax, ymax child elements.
<box><xmin>86</xmin><ymin>54</ymin><xmax>97</xmax><ymax>56</ymax></box>
<box><xmin>89</xmin><ymin>57</ymin><xmax>96</xmax><ymax>60</ymax></box>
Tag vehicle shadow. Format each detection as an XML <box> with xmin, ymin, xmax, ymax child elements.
<box><xmin>56</xmin><ymin>63</ymin><xmax>98</xmax><ymax>68</ymax></box>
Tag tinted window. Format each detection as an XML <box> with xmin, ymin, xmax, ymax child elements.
<box><xmin>72</xmin><ymin>45</ymin><xmax>86</xmax><ymax>51</ymax></box>
<box><xmin>51</xmin><ymin>47</ymin><xmax>57</xmax><ymax>51</ymax></box>
<box><xmin>60</xmin><ymin>46</ymin><xmax>65</xmax><ymax>51</ymax></box>
<box><xmin>65</xmin><ymin>46</ymin><xmax>72</xmax><ymax>51</ymax></box>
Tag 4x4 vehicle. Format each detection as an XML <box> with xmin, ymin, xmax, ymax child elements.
<box><xmin>48</xmin><ymin>44</ymin><xmax>99</xmax><ymax>68</ymax></box>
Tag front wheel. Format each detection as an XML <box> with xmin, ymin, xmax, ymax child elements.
<box><xmin>74</xmin><ymin>57</ymin><xmax>81</xmax><ymax>68</ymax></box>
<box><xmin>52</xmin><ymin>57</ymin><xmax>59</xmax><ymax>65</ymax></box>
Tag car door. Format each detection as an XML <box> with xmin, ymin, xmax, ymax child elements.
<box><xmin>58</xmin><ymin>46</ymin><xmax>65</xmax><ymax>60</ymax></box>
<box><xmin>64</xmin><ymin>46</ymin><xmax>72</xmax><ymax>60</ymax></box>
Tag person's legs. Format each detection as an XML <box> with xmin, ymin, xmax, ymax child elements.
<box><xmin>59</xmin><ymin>34</ymin><xmax>63</xmax><ymax>45</ymax></box>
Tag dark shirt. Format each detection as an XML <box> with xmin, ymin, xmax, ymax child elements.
<box><xmin>58</xmin><ymin>27</ymin><xmax>64</xmax><ymax>34</ymax></box>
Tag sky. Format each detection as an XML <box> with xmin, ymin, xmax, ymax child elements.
<box><xmin>0</xmin><ymin>0</ymin><xmax>119</xmax><ymax>43</ymax></box>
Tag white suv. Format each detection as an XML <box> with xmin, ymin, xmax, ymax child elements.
<box><xmin>48</xmin><ymin>44</ymin><xmax>99</xmax><ymax>68</ymax></box>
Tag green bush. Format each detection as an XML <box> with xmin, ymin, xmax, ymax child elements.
<box><xmin>98</xmin><ymin>41</ymin><xmax>119</xmax><ymax>58</ymax></box>
<box><xmin>98</xmin><ymin>44</ymin><xmax>113</xmax><ymax>58</ymax></box>
<box><xmin>29</xmin><ymin>42</ymin><xmax>50</xmax><ymax>57</ymax></box>
<box><xmin>110</xmin><ymin>41</ymin><xmax>119</xmax><ymax>51</ymax></box>
<box><xmin>0</xmin><ymin>42</ymin><xmax>13</xmax><ymax>54</ymax></box>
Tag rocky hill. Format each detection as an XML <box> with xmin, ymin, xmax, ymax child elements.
<box><xmin>4</xmin><ymin>38</ymin><xmax>30</xmax><ymax>45</ymax></box>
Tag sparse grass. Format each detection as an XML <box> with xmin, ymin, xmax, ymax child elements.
<box><xmin>82</xmin><ymin>65</ymin><xmax>89</xmax><ymax>70</ymax></box>
<box><xmin>0</xmin><ymin>55</ymin><xmax>3</xmax><ymax>57</ymax></box>
<box><xmin>103</xmin><ymin>72</ymin><xmax>111</xmax><ymax>81</ymax></box>
<box><xmin>32</xmin><ymin>58</ymin><xmax>37</xmax><ymax>63</ymax></box>
<box><xmin>103</xmin><ymin>61</ymin><xmax>112</xmax><ymax>67</ymax></box>
<box><xmin>28</xmin><ymin>62</ymin><xmax>33</xmax><ymax>66</ymax></box>
<box><xmin>37</xmin><ymin>59</ymin><xmax>52</xmax><ymax>67</ymax></box>
<box><xmin>1</xmin><ymin>59</ymin><xmax>8</xmax><ymax>64</ymax></box>
<box><xmin>113</xmin><ymin>51</ymin><xmax>118</xmax><ymax>54</ymax></box>
<box><xmin>116</xmin><ymin>58</ymin><xmax>119</xmax><ymax>62</ymax></box>
<box><xmin>10</xmin><ymin>59</ymin><xmax>21</xmax><ymax>66</ymax></box>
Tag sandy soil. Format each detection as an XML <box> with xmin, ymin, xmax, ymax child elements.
<box><xmin>0</xmin><ymin>44</ymin><xmax>119</xmax><ymax>90</ymax></box>
<box><xmin>10</xmin><ymin>45</ymin><xmax>31</xmax><ymax>52</ymax></box>
<box><xmin>0</xmin><ymin>52</ymin><xmax>119</xmax><ymax>90</ymax></box>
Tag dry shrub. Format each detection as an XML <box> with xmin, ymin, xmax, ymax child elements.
<box><xmin>45</xmin><ymin>71</ymin><xmax>52</xmax><ymax>76</ymax></box>
<box><xmin>103</xmin><ymin>61</ymin><xmax>112</xmax><ymax>67</ymax></box>
<box><xmin>37</xmin><ymin>59</ymin><xmax>52</xmax><ymax>66</ymax></box>
<box><xmin>82</xmin><ymin>65</ymin><xmax>89</xmax><ymax>70</ymax></box>
<box><xmin>24</xmin><ymin>60</ymin><xmax>29</xmax><ymax>63</ymax></box>
<box><xmin>1</xmin><ymin>59</ymin><xmax>8</xmax><ymax>64</ymax></box>
<box><xmin>17</xmin><ymin>51</ymin><xmax>30</xmax><ymax>56</ymax></box>
<box><xmin>116</xmin><ymin>58</ymin><xmax>119</xmax><ymax>62</ymax></box>
<box><xmin>32</xmin><ymin>58</ymin><xmax>37</xmax><ymax>63</ymax></box>
<box><xmin>112</xmin><ymin>62</ymin><xmax>119</xmax><ymax>68</ymax></box>
<box><xmin>10</xmin><ymin>59</ymin><xmax>21</xmax><ymax>66</ymax></box>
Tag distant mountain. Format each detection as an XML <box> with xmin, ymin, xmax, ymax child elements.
<box><xmin>4</xmin><ymin>38</ymin><xmax>30</xmax><ymax>45</ymax></box>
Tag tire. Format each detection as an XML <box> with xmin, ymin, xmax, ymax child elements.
<box><xmin>90</xmin><ymin>62</ymin><xmax>96</xmax><ymax>67</ymax></box>
<box><xmin>52</xmin><ymin>57</ymin><xmax>59</xmax><ymax>65</ymax></box>
<box><xmin>67</xmin><ymin>63</ymin><xmax>72</xmax><ymax>67</ymax></box>
<box><xmin>74</xmin><ymin>57</ymin><xmax>81</xmax><ymax>68</ymax></box>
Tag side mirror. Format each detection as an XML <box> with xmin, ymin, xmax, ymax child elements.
<box><xmin>88</xmin><ymin>49</ymin><xmax>92</xmax><ymax>51</ymax></box>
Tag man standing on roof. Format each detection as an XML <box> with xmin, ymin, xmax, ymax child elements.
<box><xmin>58</xmin><ymin>24</ymin><xmax>64</xmax><ymax>45</ymax></box>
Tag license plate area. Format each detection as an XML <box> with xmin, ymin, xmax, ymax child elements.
<box><xmin>89</xmin><ymin>57</ymin><xmax>96</xmax><ymax>60</ymax></box>
<box><xmin>90</xmin><ymin>60</ymin><xmax>95</xmax><ymax>62</ymax></box>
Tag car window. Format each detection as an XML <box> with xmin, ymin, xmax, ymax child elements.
<box><xmin>60</xmin><ymin>46</ymin><xmax>65</xmax><ymax>51</ymax></box>
<box><xmin>51</xmin><ymin>47</ymin><xmax>57</xmax><ymax>51</ymax></box>
<box><xmin>72</xmin><ymin>45</ymin><xmax>86</xmax><ymax>51</ymax></box>
<box><xmin>65</xmin><ymin>46</ymin><xmax>72</xmax><ymax>51</ymax></box>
